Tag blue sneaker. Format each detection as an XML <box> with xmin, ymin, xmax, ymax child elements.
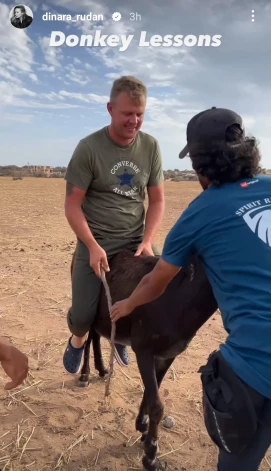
<box><xmin>114</xmin><ymin>344</ymin><xmax>129</xmax><ymax>367</ymax></box>
<box><xmin>63</xmin><ymin>336</ymin><xmax>85</xmax><ymax>374</ymax></box>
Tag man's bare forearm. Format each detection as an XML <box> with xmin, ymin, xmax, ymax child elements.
<box><xmin>65</xmin><ymin>206</ymin><xmax>97</xmax><ymax>250</ymax></box>
<box><xmin>143</xmin><ymin>201</ymin><xmax>165</xmax><ymax>243</ymax></box>
<box><xmin>127</xmin><ymin>273</ymin><xmax>164</xmax><ymax>311</ymax></box>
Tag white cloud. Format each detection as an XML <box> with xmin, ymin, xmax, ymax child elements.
<box><xmin>146</xmin><ymin>96</ymin><xmax>200</xmax><ymax>127</ymax></box>
<box><xmin>0</xmin><ymin>81</ymin><xmax>37</xmax><ymax>106</ymax></box>
<box><xmin>50</xmin><ymin>0</ymin><xmax>108</xmax><ymax>15</ymax></box>
<box><xmin>29</xmin><ymin>73</ymin><xmax>38</xmax><ymax>82</ymax></box>
<box><xmin>105</xmin><ymin>72</ymin><xmax>120</xmax><ymax>80</ymax></box>
<box><xmin>87</xmin><ymin>39</ymin><xmax>195</xmax><ymax>89</ymax></box>
<box><xmin>22</xmin><ymin>1</ymin><xmax>38</xmax><ymax>12</ymax></box>
<box><xmin>0</xmin><ymin>68</ymin><xmax>21</xmax><ymax>83</ymax></box>
<box><xmin>0</xmin><ymin>81</ymin><xmax>84</xmax><ymax>109</ymax></box>
<box><xmin>39</xmin><ymin>36</ymin><xmax>63</xmax><ymax>70</ymax></box>
<box><xmin>38</xmin><ymin>64</ymin><xmax>55</xmax><ymax>72</ymax></box>
<box><xmin>85</xmin><ymin>63</ymin><xmax>95</xmax><ymax>71</ymax></box>
<box><xmin>12</xmin><ymin>100</ymin><xmax>82</xmax><ymax>110</ymax></box>
<box><xmin>58</xmin><ymin>90</ymin><xmax>108</xmax><ymax>103</ymax></box>
<box><xmin>64</xmin><ymin>63</ymin><xmax>90</xmax><ymax>85</ymax></box>
<box><xmin>42</xmin><ymin>92</ymin><xmax>65</xmax><ymax>101</ymax></box>
<box><xmin>0</xmin><ymin>3</ymin><xmax>34</xmax><ymax>75</ymax></box>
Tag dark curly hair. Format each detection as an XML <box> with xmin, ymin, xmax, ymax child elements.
<box><xmin>189</xmin><ymin>124</ymin><xmax>261</xmax><ymax>186</ymax></box>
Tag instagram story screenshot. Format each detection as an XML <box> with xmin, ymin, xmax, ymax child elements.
<box><xmin>0</xmin><ymin>1</ymin><xmax>271</xmax><ymax>471</ymax></box>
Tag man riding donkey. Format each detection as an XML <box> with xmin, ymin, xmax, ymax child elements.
<box><xmin>111</xmin><ymin>107</ymin><xmax>271</xmax><ymax>471</ymax></box>
<box><xmin>63</xmin><ymin>76</ymin><xmax>165</xmax><ymax>373</ymax></box>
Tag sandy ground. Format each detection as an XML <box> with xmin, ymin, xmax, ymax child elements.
<box><xmin>0</xmin><ymin>177</ymin><xmax>270</xmax><ymax>471</ymax></box>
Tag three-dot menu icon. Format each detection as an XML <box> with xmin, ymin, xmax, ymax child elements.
<box><xmin>251</xmin><ymin>10</ymin><xmax>255</xmax><ymax>22</ymax></box>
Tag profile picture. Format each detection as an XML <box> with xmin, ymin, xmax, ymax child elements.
<box><xmin>9</xmin><ymin>4</ymin><xmax>33</xmax><ymax>29</ymax></box>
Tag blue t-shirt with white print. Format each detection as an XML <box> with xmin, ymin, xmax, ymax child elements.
<box><xmin>161</xmin><ymin>175</ymin><xmax>271</xmax><ymax>399</ymax></box>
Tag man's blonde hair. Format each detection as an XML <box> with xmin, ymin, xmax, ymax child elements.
<box><xmin>110</xmin><ymin>76</ymin><xmax>147</xmax><ymax>104</ymax></box>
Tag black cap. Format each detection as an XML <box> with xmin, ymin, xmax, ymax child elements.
<box><xmin>179</xmin><ymin>107</ymin><xmax>244</xmax><ymax>159</ymax></box>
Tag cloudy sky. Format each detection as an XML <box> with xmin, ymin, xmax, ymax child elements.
<box><xmin>1</xmin><ymin>0</ymin><xmax>270</xmax><ymax>170</ymax></box>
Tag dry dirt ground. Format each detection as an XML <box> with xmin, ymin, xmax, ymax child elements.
<box><xmin>0</xmin><ymin>177</ymin><xmax>270</xmax><ymax>471</ymax></box>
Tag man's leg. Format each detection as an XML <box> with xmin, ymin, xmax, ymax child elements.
<box><xmin>63</xmin><ymin>242</ymin><xmax>102</xmax><ymax>374</ymax></box>
<box><xmin>217</xmin><ymin>399</ymin><xmax>271</xmax><ymax>471</ymax></box>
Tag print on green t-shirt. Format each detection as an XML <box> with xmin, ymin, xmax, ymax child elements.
<box><xmin>65</xmin><ymin>127</ymin><xmax>164</xmax><ymax>239</ymax></box>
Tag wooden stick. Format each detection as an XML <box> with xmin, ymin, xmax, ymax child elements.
<box><xmin>19</xmin><ymin>426</ymin><xmax>35</xmax><ymax>461</ymax></box>
<box><xmin>157</xmin><ymin>438</ymin><xmax>189</xmax><ymax>459</ymax></box>
<box><xmin>101</xmin><ymin>268</ymin><xmax>116</xmax><ymax>398</ymax></box>
<box><xmin>8</xmin><ymin>380</ymin><xmax>42</xmax><ymax>398</ymax></box>
<box><xmin>94</xmin><ymin>446</ymin><xmax>101</xmax><ymax>466</ymax></box>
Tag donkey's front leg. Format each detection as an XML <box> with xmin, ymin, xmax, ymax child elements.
<box><xmin>136</xmin><ymin>390</ymin><xmax>149</xmax><ymax>442</ymax></box>
<box><xmin>135</xmin><ymin>351</ymin><xmax>164</xmax><ymax>471</ymax></box>
<box><xmin>136</xmin><ymin>356</ymin><xmax>176</xmax><ymax>444</ymax></box>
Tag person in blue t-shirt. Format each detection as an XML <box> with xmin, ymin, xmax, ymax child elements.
<box><xmin>110</xmin><ymin>107</ymin><xmax>271</xmax><ymax>471</ymax></box>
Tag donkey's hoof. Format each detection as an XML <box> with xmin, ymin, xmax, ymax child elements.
<box><xmin>78</xmin><ymin>375</ymin><xmax>89</xmax><ymax>387</ymax></box>
<box><xmin>78</xmin><ymin>380</ymin><xmax>89</xmax><ymax>387</ymax></box>
<box><xmin>143</xmin><ymin>457</ymin><xmax>166</xmax><ymax>471</ymax></box>
<box><xmin>98</xmin><ymin>368</ymin><xmax>109</xmax><ymax>378</ymax></box>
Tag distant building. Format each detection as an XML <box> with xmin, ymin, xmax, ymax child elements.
<box><xmin>28</xmin><ymin>166</ymin><xmax>53</xmax><ymax>177</ymax></box>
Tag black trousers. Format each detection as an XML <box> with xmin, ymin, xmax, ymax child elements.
<box><xmin>218</xmin><ymin>392</ymin><xmax>271</xmax><ymax>470</ymax></box>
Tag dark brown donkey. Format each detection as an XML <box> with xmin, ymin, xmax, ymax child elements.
<box><xmin>71</xmin><ymin>249</ymin><xmax>218</xmax><ymax>471</ymax></box>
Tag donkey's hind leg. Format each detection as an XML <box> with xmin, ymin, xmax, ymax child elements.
<box><xmin>92</xmin><ymin>330</ymin><xmax>109</xmax><ymax>377</ymax></box>
<box><xmin>78</xmin><ymin>330</ymin><xmax>92</xmax><ymax>387</ymax></box>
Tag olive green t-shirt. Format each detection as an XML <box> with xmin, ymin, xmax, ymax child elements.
<box><xmin>65</xmin><ymin>126</ymin><xmax>164</xmax><ymax>240</ymax></box>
